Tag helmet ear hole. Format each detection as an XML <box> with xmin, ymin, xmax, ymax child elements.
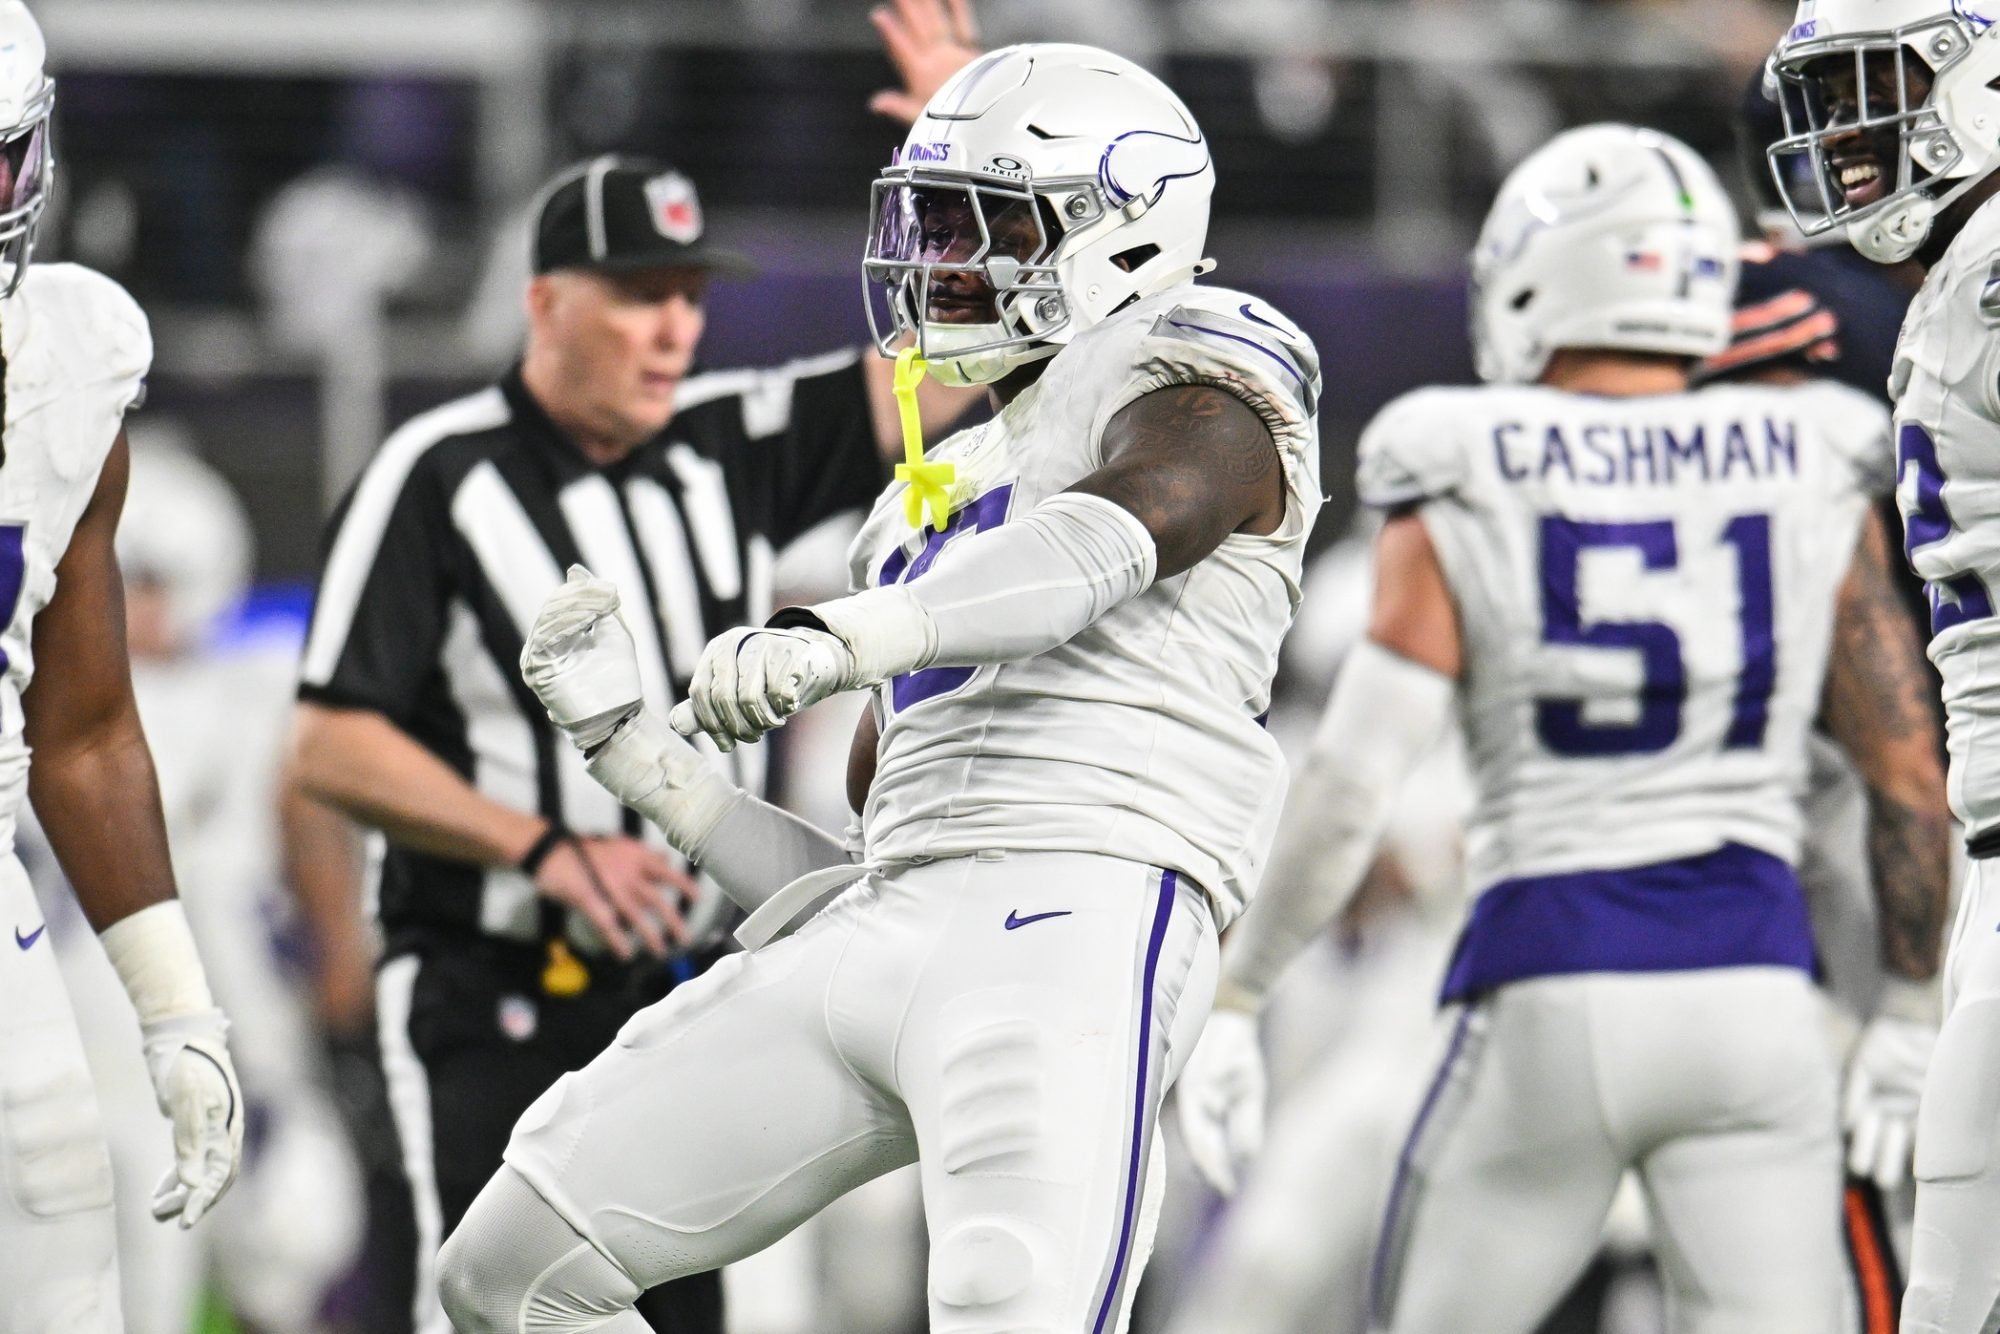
<box><xmin>1110</xmin><ymin>242</ymin><xmax>1161</xmax><ymax>273</ymax></box>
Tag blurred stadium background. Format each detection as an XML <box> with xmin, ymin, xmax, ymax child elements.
<box><xmin>37</xmin><ymin>0</ymin><xmax>1789</xmax><ymax>574</ymax></box>
<box><xmin>27</xmin><ymin>2</ymin><xmax>1810</xmax><ymax>1332</ymax></box>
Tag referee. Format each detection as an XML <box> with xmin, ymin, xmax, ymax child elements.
<box><xmin>289</xmin><ymin>157</ymin><xmax>964</xmax><ymax>1334</ymax></box>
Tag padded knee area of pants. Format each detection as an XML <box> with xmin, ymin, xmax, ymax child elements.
<box><xmin>1915</xmin><ymin>998</ymin><xmax>2000</xmax><ymax>1183</ymax></box>
<box><xmin>0</xmin><ymin>1026</ymin><xmax>113</xmax><ymax>1219</ymax></box>
<box><xmin>931</xmin><ymin>1218</ymin><xmax>1035</xmax><ymax>1309</ymax></box>
<box><xmin>438</xmin><ymin>1168</ymin><xmax>641</xmax><ymax>1334</ymax></box>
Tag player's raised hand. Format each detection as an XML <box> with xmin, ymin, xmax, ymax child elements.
<box><xmin>522</xmin><ymin>565</ymin><xmax>644</xmax><ymax>751</ymax></box>
<box><xmin>669</xmin><ymin>624</ymin><xmax>856</xmax><ymax>751</ymax></box>
<box><xmin>868</xmin><ymin>0</ymin><xmax>981</xmax><ymax>124</ymax></box>
<box><xmin>1175</xmin><ymin>1008</ymin><xmax>1267</xmax><ymax>1196</ymax></box>
<box><xmin>141</xmin><ymin>1009</ymin><xmax>245</xmax><ymax>1229</ymax></box>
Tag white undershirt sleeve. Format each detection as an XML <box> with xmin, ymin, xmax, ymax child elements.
<box><xmin>1216</xmin><ymin>639</ymin><xmax>1457</xmax><ymax>1013</ymax></box>
<box><xmin>805</xmin><ymin>492</ymin><xmax>1158</xmax><ymax>684</ymax></box>
<box><xmin>588</xmin><ymin>708</ymin><xmax>848</xmax><ymax>912</ymax></box>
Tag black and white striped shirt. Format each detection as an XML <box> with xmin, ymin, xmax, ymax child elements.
<box><xmin>298</xmin><ymin>351</ymin><xmax>883</xmax><ymax>949</ymax></box>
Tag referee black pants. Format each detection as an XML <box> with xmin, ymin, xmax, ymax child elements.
<box><xmin>377</xmin><ymin>937</ymin><xmax>724</xmax><ymax>1334</ymax></box>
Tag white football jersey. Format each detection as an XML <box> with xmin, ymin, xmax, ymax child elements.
<box><xmin>0</xmin><ymin>264</ymin><xmax>152</xmax><ymax>856</ymax></box>
<box><xmin>849</xmin><ymin>283</ymin><xmax>1323</xmax><ymax>925</ymax></box>
<box><xmin>1889</xmin><ymin>195</ymin><xmax>2000</xmax><ymax>847</ymax></box>
<box><xmin>1360</xmin><ymin>378</ymin><xmax>1891</xmax><ymax>897</ymax></box>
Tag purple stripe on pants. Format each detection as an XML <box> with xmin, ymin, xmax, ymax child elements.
<box><xmin>1090</xmin><ymin>868</ymin><xmax>1179</xmax><ymax>1334</ymax></box>
<box><xmin>1369</xmin><ymin>1006</ymin><xmax>1474</xmax><ymax>1327</ymax></box>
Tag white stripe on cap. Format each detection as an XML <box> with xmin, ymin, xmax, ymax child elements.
<box><xmin>584</xmin><ymin>153</ymin><xmax>618</xmax><ymax>262</ymax></box>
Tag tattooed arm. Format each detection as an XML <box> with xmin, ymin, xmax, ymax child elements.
<box><xmin>1071</xmin><ymin>384</ymin><xmax>1286</xmax><ymax>579</ymax></box>
<box><xmin>1821</xmin><ymin>509</ymin><xmax>1951</xmax><ymax>982</ymax></box>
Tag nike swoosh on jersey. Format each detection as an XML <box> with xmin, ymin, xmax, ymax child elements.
<box><xmin>14</xmin><ymin>923</ymin><xmax>44</xmax><ymax>950</ymax></box>
<box><xmin>1004</xmin><ymin>909</ymin><xmax>1073</xmax><ymax>931</ymax></box>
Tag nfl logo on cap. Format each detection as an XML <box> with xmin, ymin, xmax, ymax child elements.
<box><xmin>645</xmin><ymin>172</ymin><xmax>702</xmax><ymax>245</ymax></box>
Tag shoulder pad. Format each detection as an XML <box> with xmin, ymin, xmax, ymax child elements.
<box><xmin>1141</xmin><ymin>290</ymin><xmax>1320</xmax><ymax>418</ymax></box>
<box><xmin>1978</xmin><ymin>257</ymin><xmax>2000</xmax><ymax>325</ymax></box>
<box><xmin>1356</xmin><ymin>388</ymin><xmax>1469</xmax><ymax>507</ymax></box>
<box><xmin>13</xmin><ymin>263</ymin><xmax>152</xmax><ymax>400</ymax></box>
<box><xmin>1793</xmin><ymin>381</ymin><xmax>1894</xmax><ymax>494</ymax></box>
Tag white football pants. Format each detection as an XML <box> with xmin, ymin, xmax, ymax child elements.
<box><xmin>1904</xmin><ymin>855</ymin><xmax>2000</xmax><ymax>1334</ymax></box>
<box><xmin>441</xmin><ymin>851</ymin><xmax>1217</xmax><ymax>1334</ymax></box>
<box><xmin>1369</xmin><ymin>967</ymin><xmax>1845</xmax><ymax>1334</ymax></box>
<box><xmin>0</xmin><ymin>854</ymin><xmax>123</xmax><ymax>1332</ymax></box>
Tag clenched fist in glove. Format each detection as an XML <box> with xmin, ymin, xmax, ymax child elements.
<box><xmin>668</xmin><ymin>623</ymin><xmax>861</xmax><ymax>751</ymax></box>
<box><xmin>520</xmin><ymin>566</ymin><xmax>645</xmax><ymax>751</ymax></box>
<box><xmin>669</xmin><ymin>582</ymin><xmax>935</xmax><ymax>750</ymax></box>
<box><xmin>1174</xmin><ymin>1008</ymin><xmax>1268</xmax><ymax>1196</ymax></box>
<box><xmin>1844</xmin><ymin>976</ymin><xmax>1940</xmax><ymax>1191</ymax></box>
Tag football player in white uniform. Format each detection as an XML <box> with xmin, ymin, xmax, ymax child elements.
<box><xmin>1771</xmin><ymin>4</ymin><xmax>2000</xmax><ymax>1329</ymax></box>
<box><xmin>434</xmin><ymin>43</ymin><xmax>1320</xmax><ymax>1334</ymax></box>
<box><xmin>1174</xmin><ymin>123</ymin><xmax>1950</xmax><ymax>1334</ymax></box>
<box><xmin>24</xmin><ymin>437</ymin><xmax>364</xmax><ymax>1334</ymax></box>
<box><xmin>0</xmin><ymin>3</ymin><xmax>246</xmax><ymax>1330</ymax></box>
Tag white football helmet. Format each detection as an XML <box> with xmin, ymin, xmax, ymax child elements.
<box><xmin>0</xmin><ymin>2</ymin><xmax>51</xmax><ymax>296</ymax></box>
<box><xmin>864</xmin><ymin>43</ymin><xmax>1214</xmax><ymax>386</ymax></box>
<box><xmin>117</xmin><ymin>429</ymin><xmax>254</xmax><ymax>652</ymax></box>
<box><xmin>1471</xmin><ymin>124</ymin><xmax>1739</xmax><ymax>385</ymax></box>
<box><xmin>1767</xmin><ymin>0</ymin><xmax>2000</xmax><ymax>263</ymax></box>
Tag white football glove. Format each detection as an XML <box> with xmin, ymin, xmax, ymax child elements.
<box><xmin>1174</xmin><ymin>1008</ymin><xmax>1267</xmax><ymax>1196</ymax></box>
<box><xmin>141</xmin><ymin>1008</ymin><xmax>245</xmax><ymax>1229</ymax></box>
<box><xmin>668</xmin><ymin>623</ymin><xmax>857</xmax><ymax>751</ymax></box>
<box><xmin>1844</xmin><ymin>980</ymin><xmax>1940</xmax><ymax>1192</ymax></box>
<box><xmin>521</xmin><ymin>566</ymin><xmax>644</xmax><ymax>750</ymax></box>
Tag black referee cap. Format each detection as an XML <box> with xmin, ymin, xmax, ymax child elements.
<box><xmin>532</xmin><ymin>155</ymin><xmax>755</xmax><ymax>278</ymax></box>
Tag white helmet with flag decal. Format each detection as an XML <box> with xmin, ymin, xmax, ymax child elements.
<box><xmin>1768</xmin><ymin>0</ymin><xmax>2000</xmax><ymax>263</ymax></box>
<box><xmin>864</xmin><ymin>43</ymin><xmax>1215</xmax><ymax>386</ymax></box>
<box><xmin>1471</xmin><ymin>124</ymin><xmax>1740</xmax><ymax>385</ymax></box>
<box><xmin>0</xmin><ymin>1</ymin><xmax>52</xmax><ymax>297</ymax></box>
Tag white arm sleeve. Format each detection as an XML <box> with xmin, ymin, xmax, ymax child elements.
<box><xmin>588</xmin><ymin>709</ymin><xmax>848</xmax><ymax>912</ymax></box>
<box><xmin>804</xmin><ymin>492</ymin><xmax>1158</xmax><ymax>684</ymax></box>
<box><xmin>1216</xmin><ymin>640</ymin><xmax>1456</xmax><ymax>1012</ymax></box>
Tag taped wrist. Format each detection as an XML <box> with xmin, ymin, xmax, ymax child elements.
<box><xmin>587</xmin><ymin>707</ymin><xmax>739</xmax><ymax>857</ymax></box>
<box><xmin>1219</xmin><ymin>640</ymin><xmax>1455</xmax><ymax>1011</ymax></box>
<box><xmin>100</xmin><ymin>901</ymin><xmax>217</xmax><ymax>1026</ymax></box>
<box><xmin>587</xmin><ymin>706</ymin><xmax>848</xmax><ymax>913</ymax></box>
<box><xmin>806</xmin><ymin>492</ymin><xmax>1157</xmax><ymax>685</ymax></box>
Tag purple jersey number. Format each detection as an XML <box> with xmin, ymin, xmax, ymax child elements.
<box><xmin>876</xmin><ymin>484</ymin><xmax>1015</xmax><ymax>712</ymax></box>
<box><xmin>1898</xmin><ymin>422</ymin><xmax>1995</xmax><ymax>636</ymax></box>
<box><xmin>0</xmin><ymin>525</ymin><xmax>22</xmax><ymax>675</ymax></box>
<box><xmin>1536</xmin><ymin>513</ymin><xmax>1776</xmax><ymax>758</ymax></box>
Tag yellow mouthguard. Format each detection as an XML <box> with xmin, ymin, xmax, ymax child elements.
<box><xmin>892</xmin><ymin>347</ymin><xmax>956</xmax><ymax>531</ymax></box>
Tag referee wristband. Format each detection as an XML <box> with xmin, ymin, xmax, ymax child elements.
<box><xmin>517</xmin><ymin>824</ymin><xmax>569</xmax><ymax>877</ymax></box>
